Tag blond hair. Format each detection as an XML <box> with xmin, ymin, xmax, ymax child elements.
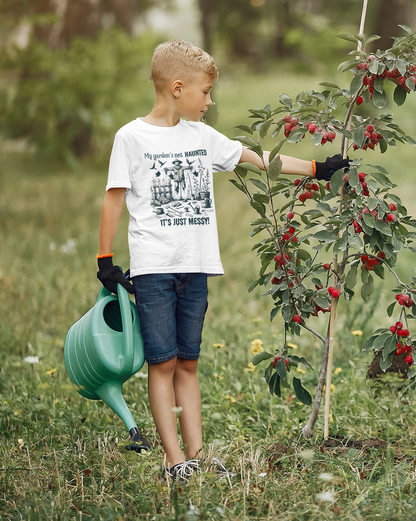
<box><xmin>151</xmin><ymin>40</ymin><xmax>218</xmax><ymax>91</ymax></box>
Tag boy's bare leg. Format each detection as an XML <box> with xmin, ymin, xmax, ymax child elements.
<box><xmin>173</xmin><ymin>358</ymin><xmax>203</xmax><ymax>460</ymax></box>
<box><xmin>147</xmin><ymin>358</ymin><xmax>186</xmax><ymax>468</ymax></box>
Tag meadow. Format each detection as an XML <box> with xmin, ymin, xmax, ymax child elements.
<box><xmin>2</xmin><ymin>68</ymin><xmax>416</xmax><ymax>520</ymax></box>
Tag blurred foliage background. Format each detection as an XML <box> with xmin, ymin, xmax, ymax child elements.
<box><xmin>1</xmin><ymin>0</ymin><xmax>416</xmax><ymax>162</ymax></box>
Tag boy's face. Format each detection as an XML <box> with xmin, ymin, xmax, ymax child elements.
<box><xmin>177</xmin><ymin>73</ymin><xmax>214</xmax><ymax>122</ymax></box>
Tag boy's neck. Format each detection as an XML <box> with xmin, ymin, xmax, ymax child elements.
<box><xmin>142</xmin><ymin>98</ymin><xmax>182</xmax><ymax>127</ymax></box>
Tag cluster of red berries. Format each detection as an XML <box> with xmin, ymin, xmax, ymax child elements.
<box><xmin>305</xmin><ymin>122</ymin><xmax>336</xmax><ymax>144</ymax></box>
<box><xmin>351</xmin><ymin>124</ymin><xmax>384</xmax><ymax>152</ymax></box>
<box><xmin>343</xmin><ymin>171</ymin><xmax>369</xmax><ymax>195</ymax></box>
<box><xmin>291</xmin><ymin>314</ymin><xmax>301</xmax><ymax>323</ymax></box>
<box><xmin>328</xmin><ymin>286</ymin><xmax>341</xmax><ymax>299</ymax></box>
<box><xmin>360</xmin><ymin>251</ymin><xmax>384</xmax><ymax>271</ymax></box>
<box><xmin>283</xmin><ymin>116</ymin><xmax>300</xmax><ymax>138</ymax></box>
<box><xmin>273</xmin><ymin>355</ymin><xmax>289</xmax><ymax>368</ymax></box>
<box><xmin>395</xmin><ymin>293</ymin><xmax>414</xmax><ymax>308</ymax></box>
<box><xmin>281</xmin><ymin>226</ymin><xmax>298</xmax><ymax>243</ymax></box>
<box><xmin>389</xmin><ymin>321</ymin><xmax>413</xmax><ymax>363</ymax></box>
<box><xmin>294</xmin><ymin>179</ymin><xmax>320</xmax><ymax>202</ymax></box>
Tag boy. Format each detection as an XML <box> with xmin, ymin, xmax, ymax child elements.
<box><xmin>97</xmin><ymin>40</ymin><xmax>348</xmax><ymax>480</ymax></box>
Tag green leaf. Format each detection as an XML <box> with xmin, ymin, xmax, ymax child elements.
<box><xmin>353</xmin><ymin>126</ymin><xmax>365</xmax><ymax>148</ymax></box>
<box><xmin>330</xmin><ymin>168</ymin><xmax>345</xmax><ymax>195</ymax></box>
<box><xmin>314</xmin><ymin>296</ymin><xmax>330</xmax><ymax>310</ymax></box>
<box><xmin>373</xmin><ymin>76</ymin><xmax>384</xmax><ymax>94</ymax></box>
<box><xmin>398</xmin><ymin>24</ymin><xmax>412</xmax><ymax>34</ymax></box>
<box><xmin>234</xmin><ymin>135</ymin><xmax>258</xmax><ymax>147</ymax></box>
<box><xmin>333</xmin><ymin>236</ymin><xmax>348</xmax><ymax>253</ymax></box>
<box><xmin>337</xmin><ymin>33</ymin><xmax>360</xmax><ymax>44</ymax></box>
<box><xmin>372</xmin><ymin>89</ymin><xmax>387</xmax><ymax>109</ymax></box>
<box><xmin>293</xmin><ymin>377</ymin><xmax>312</xmax><ymax>406</ymax></box>
<box><xmin>387</xmin><ymin>301</ymin><xmax>396</xmax><ymax>317</ymax></box>
<box><xmin>362</xmin><ymin>336</ymin><xmax>376</xmax><ymax>351</ymax></box>
<box><xmin>249</xmin><ymin>178</ymin><xmax>268</xmax><ymax>193</ymax></box>
<box><xmin>275</xmin><ymin>358</ymin><xmax>288</xmax><ymax>379</ymax></box>
<box><xmin>313</xmin><ymin>230</ymin><xmax>338</xmax><ymax>243</ymax></box>
<box><xmin>374</xmin><ymin>219</ymin><xmax>392</xmax><ymax>236</ymax></box>
<box><xmin>279</xmin><ymin>93</ymin><xmax>293</xmax><ymax>108</ymax></box>
<box><xmin>269</xmin><ymin>372</ymin><xmax>281</xmax><ymax>397</ymax></box>
<box><xmin>203</xmin><ymin>102</ymin><xmax>218</xmax><ymax>127</ymax></box>
<box><xmin>296</xmin><ymin>249</ymin><xmax>311</xmax><ymax>261</ymax></box>
<box><xmin>288</xmin><ymin>129</ymin><xmax>305</xmax><ymax>143</ymax></box>
<box><xmin>238</xmin><ymin>162</ymin><xmax>263</xmax><ymax>175</ymax></box>
<box><xmin>374</xmin><ymin>332</ymin><xmax>392</xmax><ymax>350</ymax></box>
<box><xmin>259</xmin><ymin>119</ymin><xmax>272</xmax><ymax>139</ymax></box>
<box><xmin>248</xmin><ymin>279</ymin><xmax>259</xmax><ymax>293</ymax></box>
<box><xmin>253</xmin><ymin>193</ymin><xmax>269</xmax><ymax>204</ymax></box>
<box><xmin>393</xmin><ymin>85</ymin><xmax>407</xmax><ymax>107</ymax></box>
<box><xmin>363</xmin><ymin>213</ymin><xmax>376</xmax><ymax>228</ymax></box>
<box><xmin>345</xmin><ymin>265</ymin><xmax>358</xmax><ymax>289</ymax></box>
<box><xmin>379</xmin><ymin>352</ymin><xmax>394</xmax><ymax>372</ymax></box>
<box><xmin>234</xmin><ymin>165</ymin><xmax>248</xmax><ymax>178</ymax></box>
<box><xmin>350</xmin><ymin>74</ymin><xmax>364</xmax><ymax>96</ymax></box>
<box><xmin>348</xmin><ymin>167</ymin><xmax>359</xmax><ymax>187</ymax></box>
<box><xmin>229</xmin><ymin>178</ymin><xmax>246</xmax><ymax>193</ymax></box>
<box><xmin>252</xmin><ymin>352</ymin><xmax>274</xmax><ymax>366</ymax></box>
<box><xmin>382</xmin><ymin>334</ymin><xmax>397</xmax><ymax>361</ymax></box>
<box><xmin>268</xmin><ymin>155</ymin><xmax>282</xmax><ymax>181</ymax></box>
<box><xmin>407</xmin><ymin>366</ymin><xmax>416</xmax><ymax>379</ymax></box>
<box><xmin>269</xmin><ymin>140</ymin><xmax>286</xmax><ymax>162</ymax></box>
<box><xmin>361</xmin><ymin>276</ymin><xmax>374</xmax><ymax>301</ymax></box>
<box><xmin>235</xmin><ymin>124</ymin><xmax>253</xmax><ymax>135</ymax></box>
<box><xmin>250</xmin><ymin>201</ymin><xmax>266</xmax><ymax>217</ymax></box>
<box><xmin>319</xmin><ymin>82</ymin><xmax>340</xmax><ymax>89</ymax></box>
<box><xmin>288</xmin><ymin>356</ymin><xmax>313</xmax><ymax>370</ymax></box>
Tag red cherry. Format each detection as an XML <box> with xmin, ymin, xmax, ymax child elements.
<box><xmin>331</xmin><ymin>289</ymin><xmax>341</xmax><ymax>299</ymax></box>
<box><xmin>290</xmin><ymin>118</ymin><xmax>298</xmax><ymax>126</ymax></box>
<box><xmin>356</xmin><ymin>96</ymin><xmax>364</xmax><ymax>105</ymax></box>
<box><xmin>294</xmin><ymin>178</ymin><xmax>301</xmax><ymax>186</ymax></box>
<box><xmin>299</xmin><ymin>193</ymin><xmax>307</xmax><ymax>203</ymax></box>
<box><xmin>311</xmin><ymin>183</ymin><xmax>319</xmax><ymax>191</ymax></box>
<box><xmin>358</xmin><ymin>172</ymin><xmax>366</xmax><ymax>180</ymax></box>
<box><xmin>361</xmin><ymin>255</ymin><xmax>369</xmax><ymax>263</ymax></box>
<box><xmin>308</xmin><ymin>123</ymin><xmax>317</xmax><ymax>134</ymax></box>
<box><xmin>282</xmin><ymin>233</ymin><xmax>291</xmax><ymax>241</ymax></box>
<box><xmin>287</xmin><ymin>211</ymin><xmax>295</xmax><ymax>220</ymax></box>
<box><xmin>292</xmin><ymin>315</ymin><xmax>301</xmax><ymax>323</ymax></box>
<box><xmin>305</xmin><ymin>190</ymin><xmax>314</xmax><ymax>199</ymax></box>
<box><xmin>366</xmin><ymin>124</ymin><xmax>374</xmax><ymax>132</ymax></box>
<box><xmin>326</xmin><ymin>182</ymin><xmax>330</xmax><ymax>190</ymax></box>
<box><xmin>328</xmin><ymin>286</ymin><xmax>334</xmax><ymax>295</ymax></box>
<box><xmin>389</xmin><ymin>203</ymin><xmax>397</xmax><ymax>211</ymax></box>
<box><xmin>283</xmin><ymin>116</ymin><xmax>291</xmax><ymax>123</ymax></box>
<box><xmin>390</xmin><ymin>326</ymin><xmax>397</xmax><ymax>334</ymax></box>
<box><xmin>344</xmin><ymin>173</ymin><xmax>349</xmax><ymax>183</ymax></box>
<box><xmin>323</xmin><ymin>263</ymin><xmax>331</xmax><ymax>270</ymax></box>
<box><xmin>398</xmin><ymin>76</ymin><xmax>406</xmax><ymax>85</ymax></box>
<box><xmin>273</xmin><ymin>355</ymin><xmax>282</xmax><ymax>367</ymax></box>
<box><xmin>291</xmin><ymin>237</ymin><xmax>298</xmax><ymax>243</ymax></box>
<box><xmin>289</xmin><ymin>227</ymin><xmax>296</xmax><ymax>234</ymax></box>
<box><xmin>396</xmin><ymin>321</ymin><xmax>403</xmax><ymax>328</ymax></box>
<box><xmin>405</xmin><ymin>356</ymin><xmax>413</xmax><ymax>365</ymax></box>
<box><xmin>377</xmin><ymin>251</ymin><xmax>385</xmax><ymax>259</ymax></box>
<box><xmin>387</xmin><ymin>213</ymin><xmax>396</xmax><ymax>222</ymax></box>
<box><xmin>327</xmin><ymin>131</ymin><xmax>336</xmax><ymax>142</ymax></box>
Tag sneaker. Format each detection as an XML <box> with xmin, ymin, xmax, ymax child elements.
<box><xmin>163</xmin><ymin>459</ymin><xmax>199</xmax><ymax>481</ymax></box>
<box><xmin>205</xmin><ymin>457</ymin><xmax>235</xmax><ymax>478</ymax></box>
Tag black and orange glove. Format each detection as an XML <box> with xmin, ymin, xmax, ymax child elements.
<box><xmin>97</xmin><ymin>254</ymin><xmax>134</xmax><ymax>294</ymax></box>
<box><xmin>312</xmin><ymin>154</ymin><xmax>350</xmax><ymax>181</ymax></box>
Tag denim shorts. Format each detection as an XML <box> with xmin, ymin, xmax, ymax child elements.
<box><xmin>131</xmin><ymin>273</ymin><xmax>208</xmax><ymax>365</ymax></box>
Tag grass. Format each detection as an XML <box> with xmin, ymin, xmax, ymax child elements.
<box><xmin>2</xmin><ymin>68</ymin><xmax>416</xmax><ymax>519</ymax></box>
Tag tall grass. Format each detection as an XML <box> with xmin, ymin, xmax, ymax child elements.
<box><xmin>2</xmin><ymin>69</ymin><xmax>416</xmax><ymax>519</ymax></box>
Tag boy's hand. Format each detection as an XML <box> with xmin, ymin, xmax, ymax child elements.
<box><xmin>97</xmin><ymin>256</ymin><xmax>134</xmax><ymax>294</ymax></box>
<box><xmin>315</xmin><ymin>155</ymin><xmax>349</xmax><ymax>181</ymax></box>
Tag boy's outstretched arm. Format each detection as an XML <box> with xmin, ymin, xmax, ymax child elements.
<box><xmin>239</xmin><ymin>146</ymin><xmax>349</xmax><ymax>181</ymax></box>
<box><xmin>97</xmin><ymin>187</ymin><xmax>134</xmax><ymax>294</ymax></box>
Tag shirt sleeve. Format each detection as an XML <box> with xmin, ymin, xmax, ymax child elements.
<box><xmin>106</xmin><ymin>134</ymin><xmax>132</xmax><ymax>191</ymax></box>
<box><xmin>207</xmin><ymin>126</ymin><xmax>243</xmax><ymax>173</ymax></box>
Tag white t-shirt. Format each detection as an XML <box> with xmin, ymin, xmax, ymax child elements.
<box><xmin>106</xmin><ymin>118</ymin><xmax>243</xmax><ymax>277</ymax></box>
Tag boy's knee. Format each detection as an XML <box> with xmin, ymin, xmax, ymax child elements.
<box><xmin>177</xmin><ymin>357</ymin><xmax>198</xmax><ymax>373</ymax></box>
<box><xmin>149</xmin><ymin>357</ymin><xmax>177</xmax><ymax>376</ymax></box>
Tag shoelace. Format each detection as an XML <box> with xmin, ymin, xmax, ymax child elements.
<box><xmin>206</xmin><ymin>457</ymin><xmax>235</xmax><ymax>477</ymax></box>
<box><xmin>166</xmin><ymin>459</ymin><xmax>199</xmax><ymax>480</ymax></box>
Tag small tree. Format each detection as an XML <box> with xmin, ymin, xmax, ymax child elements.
<box><xmin>230</xmin><ymin>26</ymin><xmax>416</xmax><ymax>438</ymax></box>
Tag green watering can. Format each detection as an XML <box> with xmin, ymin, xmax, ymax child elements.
<box><xmin>64</xmin><ymin>283</ymin><xmax>150</xmax><ymax>452</ymax></box>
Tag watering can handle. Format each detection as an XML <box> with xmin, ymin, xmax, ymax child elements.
<box><xmin>117</xmin><ymin>283</ymin><xmax>134</xmax><ymax>376</ymax></box>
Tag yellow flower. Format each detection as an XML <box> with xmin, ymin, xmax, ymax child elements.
<box><xmin>224</xmin><ymin>395</ymin><xmax>236</xmax><ymax>403</ymax></box>
<box><xmin>251</xmin><ymin>338</ymin><xmax>264</xmax><ymax>355</ymax></box>
<box><xmin>246</xmin><ymin>362</ymin><xmax>255</xmax><ymax>372</ymax></box>
<box><xmin>287</xmin><ymin>342</ymin><xmax>298</xmax><ymax>350</ymax></box>
<box><xmin>352</xmin><ymin>330</ymin><xmax>363</xmax><ymax>336</ymax></box>
<box><xmin>340</xmin><ymin>379</ymin><xmax>344</xmax><ymax>383</ymax></box>
<box><xmin>296</xmin><ymin>367</ymin><xmax>305</xmax><ymax>374</ymax></box>
<box><xmin>213</xmin><ymin>342</ymin><xmax>224</xmax><ymax>349</ymax></box>
<box><xmin>334</xmin><ymin>367</ymin><xmax>342</xmax><ymax>375</ymax></box>
<box><xmin>46</xmin><ymin>368</ymin><xmax>57</xmax><ymax>375</ymax></box>
<box><xmin>213</xmin><ymin>372</ymin><xmax>224</xmax><ymax>380</ymax></box>
<box><xmin>252</xmin><ymin>317</ymin><xmax>263</xmax><ymax>323</ymax></box>
<box><xmin>329</xmin><ymin>413</ymin><xmax>334</xmax><ymax>424</ymax></box>
<box><xmin>331</xmin><ymin>384</ymin><xmax>336</xmax><ymax>393</ymax></box>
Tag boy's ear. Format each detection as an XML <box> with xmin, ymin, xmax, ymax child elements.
<box><xmin>171</xmin><ymin>80</ymin><xmax>183</xmax><ymax>98</ymax></box>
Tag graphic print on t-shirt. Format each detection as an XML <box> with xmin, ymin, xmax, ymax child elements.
<box><xmin>145</xmin><ymin>149</ymin><xmax>213</xmax><ymax>227</ymax></box>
